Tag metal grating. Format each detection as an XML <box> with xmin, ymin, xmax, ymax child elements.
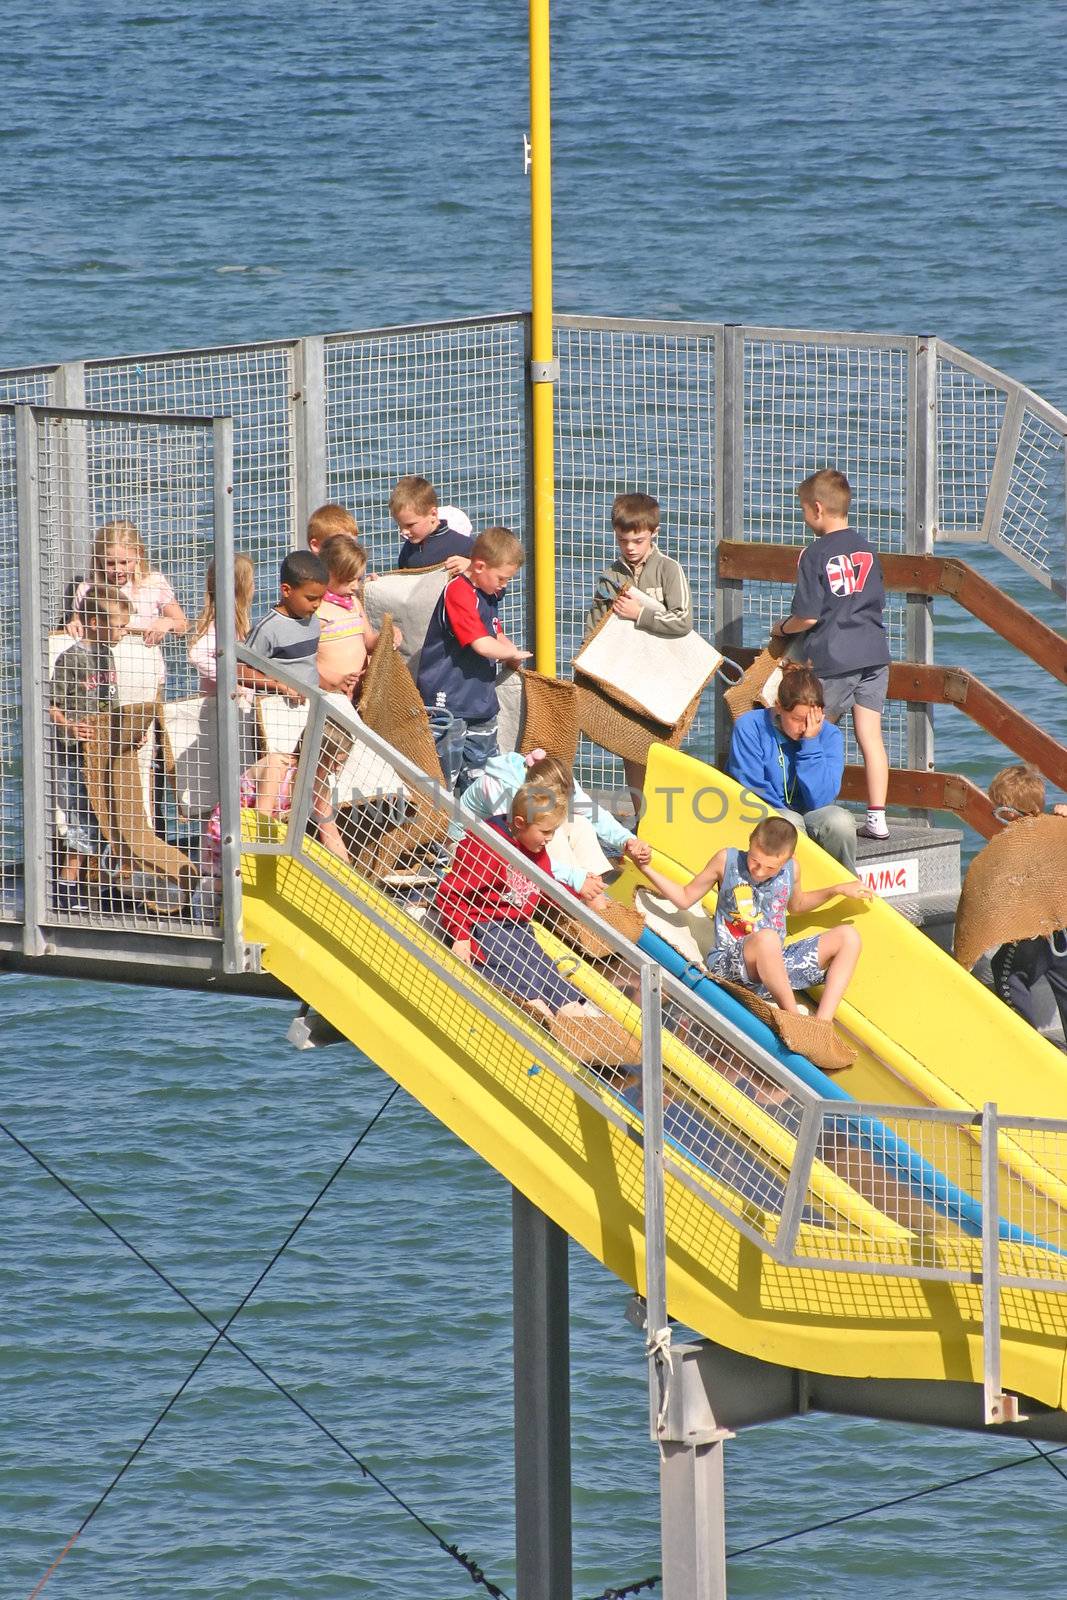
<box><xmin>936</xmin><ymin>358</ymin><xmax>1006</xmax><ymax>537</ymax></box>
<box><xmin>32</xmin><ymin>409</ymin><xmax>219</xmax><ymax>937</ymax></box>
<box><xmin>741</xmin><ymin>336</ymin><xmax>912</xmax><ymax>768</ymax></box>
<box><xmin>324</xmin><ymin>317</ymin><xmax>528</xmax><ymax>637</ymax></box>
<box><xmin>554</xmin><ymin>321</ymin><xmax>719</xmax><ymax>791</ymax></box>
<box><xmin>998</xmin><ymin>409</ymin><xmax>1065</xmax><ymax>589</ymax></box>
<box><xmin>84</xmin><ymin>345</ymin><xmax>296</xmax><ymax>582</ymax></box>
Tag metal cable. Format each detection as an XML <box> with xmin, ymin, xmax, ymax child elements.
<box><xmin>4</xmin><ymin>1089</ymin><xmax>504</xmax><ymax>1600</ymax></box>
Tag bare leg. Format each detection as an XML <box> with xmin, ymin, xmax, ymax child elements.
<box><xmin>814</xmin><ymin>925</ymin><xmax>862</xmax><ymax>1020</ymax></box>
<box><xmin>622</xmin><ymin>758</ymin><xmax>646</xmax><ymax>818</ymax></box>
<box><xmin>60</xmin><ymin>851</ymin><xmax>86</xmax><ymax>885</ymax></box>
<box><xmin>852</xmin><ymin>705</ymin><xmax>889</xmax><ymax>809</ymax></box>
<box><xmin>742</xmin><ymin>929</ymin><xmax>801</xmax><ymax>1013</ymax></box>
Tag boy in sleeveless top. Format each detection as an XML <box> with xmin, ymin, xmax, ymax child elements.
<box><xmin>635</xmin><ymin>815</ymin><xmax>872</xmax><ymax>1026</ymax></box>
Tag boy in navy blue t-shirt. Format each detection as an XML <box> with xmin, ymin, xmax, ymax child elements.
<box><xmin>389</xmin><ymin>475</ymin><xmax>474</xmax><ymax>572</ymax></box>
<box><xmin>772</xmin><ymin>468</ymin><xmax>891</xmax><ymax>841</ymax></box>
<box><xmin>417</xmin><ymin>526</ymin><xmax>531</xmax><ymax>790</ymax></box>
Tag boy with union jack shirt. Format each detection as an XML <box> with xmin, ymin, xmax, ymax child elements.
<box><xmin>417</xmin><ymin>526</ymin><xmax>531</xmax><ymax>791</ymax></box>
<box><xmin>771</xmin><ymin>469</ymin><xmax>891</xmax><ymax>841</ymax></box>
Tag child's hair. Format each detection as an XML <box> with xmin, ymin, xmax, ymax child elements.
<box><xmin>308</xmin><ymin>503</ymin><xmax>360</xmax><ymax>546</ymax></box>
<box><xmin>989</xmin><ymin>763</ymin><xmax>1045</xmax><ymax>818</ymax></box>
<box><xmin>776</xmin><ymin>662</ymin><xmax>825</xmax><ymax>711</ymax></box>
<box><xmin>526</xmin><ymin>753</ymin><xmax>574</xmax><ymax>795</ymax></box>
<box><xmin>389</xmin><ymin>475</ymin><xmax>438</xmax><ymax>517</ymax></box>
<box><xmin>91</xmin><ymin>520</ymin><xmax>149</xmax><ymax>582</ymax></box>
<box><xmin>319</xmin><ymin>533</ymin><xmax>367</xmax><ymax>586</ymax></box>
<box><xmin>280</xmin><ymin>550</ymin><xmax>328</xmax><ymax>589</ymax></box>
<box><xmin>190</xmin><ymin>553</ymin><xmax>256</xmax><ymax>645</ymax></box>
<box><xmin>471</xmin><ymin>526</ymin><xmax>524</xmax><ymax>567</ymax></box>
<box><xmin>612</xmin><ymin>492</ymin><xmax>660</xmax><ymax>535</ymax></box>
<box><xmin>80</xmin><ymin>583</ymin><xmax>132</xmax><ymax>626</ymax></box>
<box><xmin>750</xmin><ymin>816</ymin><xmax>798</xmax><ymax>856</ymax></box>
<box><xmin>510</xmin><ymin>782</ymin><xmax>568</xmax><ymax>830</ymax></box>
<box><xmin>797</xmin><ymin>469</ymin><xmax>851</xmax><ymax>515</ymax></box>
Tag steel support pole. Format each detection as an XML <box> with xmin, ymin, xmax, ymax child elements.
<box><xmin>905</xmin><ymin>337</ymin><xmax>936</xmax><ymax>808</ymax></box>
<box><xmin>212</xmin><ymin>418</ymin><xmax>245</xmax><ymax>974</ymax></box>
<box><xmin>15</xmin><ymin>407</ymin><xmax>47</xmax><ymax>957</ymax></box>
<box><xmin>294</xmin><ymin>336</ymin><xmax>327</xmax><ymax>546</ymax></box>
<box><xmin>714</xmin><ymin>327</ymin><xmax>745</xmax><ymax>768</ymax></box>
<box><xmin>660</xmin><ymin>1439</ymin><xmax>729</xmax><ymax>1600</ymax></box>
<box><xmin>512</xmin><ymin>1188</ymin><xmax>572</xmax><ymax>1600</ymax></box>
<box><xmin>528</xmin><ymin>0</ymin><xmax>557</xmax><ymax>674</ymax></box>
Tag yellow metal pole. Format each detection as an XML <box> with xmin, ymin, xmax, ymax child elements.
<box><xmin>529</xmin><ymin>0</ymin><xmax>557</xmax><ymax>675</ymax></box>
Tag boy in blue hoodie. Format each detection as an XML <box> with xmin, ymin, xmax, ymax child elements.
<box><xmin>728</xmin><ymin>663</ymin><xmax>856</xmax><ymax>872</ymax></box>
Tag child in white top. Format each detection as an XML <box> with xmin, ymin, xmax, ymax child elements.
<box><xmin>68</xmin><ymin>520</ymin><xmax>187</xmax><ymax>696</ymax></box>
<box><xmin>187</xmin><ymin>553</ymin><xmax>256</xmax><ymax>696</ymax></box>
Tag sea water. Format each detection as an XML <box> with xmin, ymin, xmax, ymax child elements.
<box><xmin>2</xmin><ymin>3</ymin><xmax>1066</xmax><ymax>1595</ymax></box>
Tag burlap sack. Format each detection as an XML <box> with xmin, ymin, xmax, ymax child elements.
<box><xmin>85</xmin><ymin>702</ymin><xmax>197</xmax><ymax>893</ymax></box>
<box><xmin>954</xmin><ymin>814</ymin><xmax>1067</xmax><ymax>972</ymax></box>
<box><xmin>549</xmin><ymin>1010</ymin><xmax>643</xmax><ymax>1069</ymax></box>
<box><xmin>573</xmin><ymin>602</ymin><xmax>722</xmax><ymax>726</ymax></box>
<box><xmin>576</xmin><ymin>677</ymin><xmax>703</xmax><ymax>765</ymax></box>
<box><xmin>517</xmin><ymin>670</ymin><xmax>581</xmax><ymax>768</ymax></box>
<box><xmin>719</xmin><ymin>977</ymin><xmax>857</xmax><ymax>1074</ymax></box>
<box><xmin>534</xmin><ymin>899</ymin><xmax>614</xmax><ymax>960</ymax></box>
<box><xmin>353</xmin><ymin>615</ymin><xmax>450</xmax><ymax>874</ymax></box>
<box><xmin>362</xmin><ymin>563</ymin><xmax>449</xmax><ymax>679</ymax></box>
<box><xmin>723</xmin><ymin>636</ymin><xmax>789</xmax><ymax>721</ymax></box>
<box><xmin>357</xmin><ymin>615</ymin><xmax>444</xmax><ymax>784</ymax></box>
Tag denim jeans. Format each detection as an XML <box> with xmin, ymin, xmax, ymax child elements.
<box><xmin>427</xmin><ymin>707</ymin><xmax>499</xmax><ymax>793</ymax></box>
<box><xmin>779</xmin><ymin>803</ymin><xmax>857</xmax><ymax>873</ymax></box>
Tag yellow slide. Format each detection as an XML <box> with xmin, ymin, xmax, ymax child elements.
<box><xmin>240</xmin><ymin>799</ymin><xmax>1067</xmax><ymax>1412</ymax></box>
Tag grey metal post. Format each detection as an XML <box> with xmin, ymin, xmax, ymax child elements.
<box><xmin>980</xmin><ymin>1100</ymin><xmax>1023</xmax><ymax>1426</ymax></box>
<box><xmin>212</xmin><ymin>418</ymin><xmax>245</xmax><ymax>974</ymax></box>
<box><xmin>512</xmin><ymin>1187</ymin><xmax>572</xmax><ymax>1600</ymax></box>
<box><xmin>293</xmin><ymin>336</ymin><xmax>327</xmax><ymax>546</ymax></box>
<box><xmin>15</xmin><ymin>407</ymin><xmax>47</xmax><ymax>957</ymax></box>
<box><xmin>659</xmin><ymin>1346</ymin><xmax>732</xmax><ymax>1600</ymax></box>
<box><xmin>714</xmin><ymin>326</ymin><xmax>745</xmax><ymax>768</ymax></box>
<box><xmin>905</xmin><ymin>337</ymin><xmax>936</xmax><ymax>797</ymax></box>
<box><xmin>53</xmin><ymin>362</ymin><xmax>90</xmax><ymax>614</ymax></box>
<box><xmin>641</xmin><ymin>961</ymin><xmax>668</xmax><ymax>1435</ymax></box>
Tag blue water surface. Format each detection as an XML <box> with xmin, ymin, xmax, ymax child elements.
<box><xmin>2</xmin><ymin>2</ymin><xmax>1066</xmax><ymax>1595</ymax></box>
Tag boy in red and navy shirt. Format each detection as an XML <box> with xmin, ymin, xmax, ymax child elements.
<box><xmin>772</xmin><ymin>468</ymin><xmax>892</xmax><ymax>841</ymax></box>
<box><xmin>416</xmin><ymin>526</ymin><xmax>531</xmax><ymax>790</ymax></box>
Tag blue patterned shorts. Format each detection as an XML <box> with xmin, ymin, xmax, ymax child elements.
<box><xmin>705</xmin><ymin>932</ymin><xmax>825</xmax><ymax>998</ymax></box>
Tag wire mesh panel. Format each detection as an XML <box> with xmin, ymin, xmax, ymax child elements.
<box><xmin>323</xmin><ymin>316</ymin><xmax>528</xmax><ymax>633</ymax></box>
<box><xmin>936</xmin><ymin>345</ymin><xmax>1067</xmax><ymax>599</ymax></box>
<box><xmin>739</xmin><ymin>331</ymin><xmax>913</xmax><ymax>770</ymax></box>
<box><xmin>554</xmin><ymin>319</ymin><xmax>720</xmax><ymax>792</ymax></box>
<box><xmin>997</xmin><ymin>1119</ymin><xmax>1067</xmax><ymax>1286</ymax></box>
<box><xmin>83</xmin><ymin>344</ymin><xmax>296</xmax><ymax>585</ymax></box>
<box><xmin>0</xmin><ymin>368</ymin><xmax>58</xmax><ymax>406</ymax></box>
<box><xmin>31</xmin><ymin>408</ymin><xmax>218</xmax><ymax>937</ymax></box>
<box><xmin>936</xmin><ymin>355</ymin><xmax>1006</xmax><ymax>538</ymax></box>
<box><xmin>0</xmin><ymin>411</ymin><xmax>20</xmax><ymax>917</ymax></box>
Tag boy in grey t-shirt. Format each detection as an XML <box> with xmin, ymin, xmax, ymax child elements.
<box><xmin>240</xmin><ymin>550</ymin><xmax>329</xmax><ymax>701</ymax></box>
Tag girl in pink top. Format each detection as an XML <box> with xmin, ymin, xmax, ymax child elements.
<box><xmin>68</xmin><ymin>521</ymin><xmax>188</xmax><ymax>696</ymax></box>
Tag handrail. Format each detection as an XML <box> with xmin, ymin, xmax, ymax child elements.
<box><xmin>717</xmin><ymin>543</ymin><xmax>1067</xmax><ymax>687</ymax></box>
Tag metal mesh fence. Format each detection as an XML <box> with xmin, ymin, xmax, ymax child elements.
<box><xmin>324</xmin><ymin>316</ymin><xmax>528</xmax><ymax>637</ymax></box>
<box><xmin>936</xmin><ymin>346</ymin><xmax>1067</xmax><ymax>597</ymax></box>
<box><xmin>554</xmin><ymin>319</ymin><xmax>719</xmax><ymax>791</ymax></box>
<box><xmin>936</xmin><ymin>356</ymin><xmax>1006</xmax><ymax>537</ymax></box>
<box><xmin>32</xmin><ymin>408</ymin><xmax>219</xmax><ymax>936</ymax></box>
<box><xmin>740</xmin><ymin>332</ymin><xmax>913</xmax><ymax>770</ymax></box>
<box><xmin>84</xmin><ymin>344</ymin><xmax>296</xmax><ymax>584</ymax></box>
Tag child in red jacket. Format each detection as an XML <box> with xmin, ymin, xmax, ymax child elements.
<box><xmin>435</xmin><ymin>783</ymin><xmax>591</xmax><ymax>1020</ymax></box>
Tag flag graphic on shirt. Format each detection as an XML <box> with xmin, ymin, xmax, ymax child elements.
<box><xmin>826</xmin><ymin>551</ymin><xmax>873</xmax><ymax>596</ymax></box>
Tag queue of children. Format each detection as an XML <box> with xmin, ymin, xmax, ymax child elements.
<box><xmin>49</xmin><ymin>467</ymin><xmax>907</xmax><ymax>1052</ymax></box>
